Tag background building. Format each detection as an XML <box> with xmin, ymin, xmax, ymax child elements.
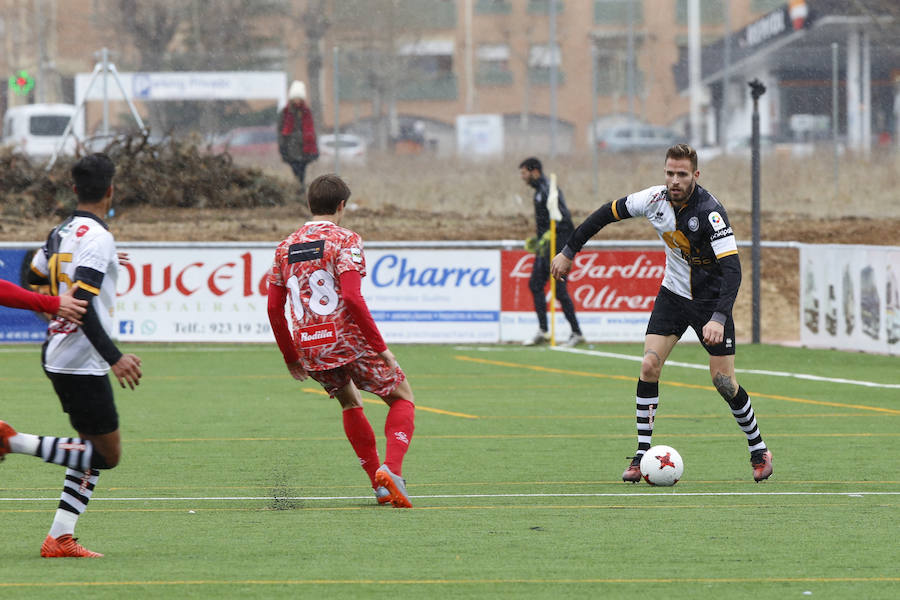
<box><xmin>2</xmin><ymin>0</ymin><xmax>898</xmax><ymax>156</ymax></box>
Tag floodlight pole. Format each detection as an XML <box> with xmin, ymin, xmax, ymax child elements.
<box><xmin>749</xmin><ymin>79</ymin><xmax>766</xmax><ymax>344</ymax></box>
<box><xmin>333</xmin><ymin>46</ymin><xmax>340</xmax><ymax>174</ymax></box>
<box><xmin>831</xmin><ymin>42</ymin><xmax>839</xmax><ymax>202</ymax></box>
<box><xmin>548</xmin><ymin>0</ymin><xmax>558</xmax><ymax>158</ymax></box>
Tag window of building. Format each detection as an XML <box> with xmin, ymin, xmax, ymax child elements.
<box><xmin>528</xmin><ymin>43</ymin><xmax>565</xmax><ymax>86</ymax></box>
<box><xmin>594</xmin><ymin>46</ymin><xmax>644</xmax><ymax>96</ymax></box>
<box><xmin>476</xmin><ymin>44</ymin><xmax>513</xmax><ymax>86</ymax></box>
<box><xmin>475</xmin><ymin>0</ymin><xmax>512</xmax><ymax>14</ymax></box>
<box><xmin>751</xmin><ymin>0</ymin><xmax>785</xmax><ymax>13</ymax></box>
<box><xmin>594</xmin><ymin>0</ymin><xmax>643</xmax><ymax>25</ymax></box>
<box><xmin>675</xmin><ymin>0</ymin><xmax>725</xmax><ymax>24</ymax></box>
<box><xmin>396</xmin><ymin>39</ymin><xmax>458</xmax><ymax>100</ymax></box>
<box><xmin>528</xmin><ymin>0</ymin><xmax>564</xmax><ymax>15</ymax></box>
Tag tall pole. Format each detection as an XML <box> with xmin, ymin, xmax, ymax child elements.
<box><xmin>720</xmin><ymin>0</ymin><xmax>732</xmax><ymax>151</ymax></box>
<box><xmin>591</xmin><ymin>40</ymin><xmax>599</xmax><ymax>195</ymax></box>
<box><xmin>464</xmin><ymin>0</ymin><xmax>474</xmax><ymax>113</ymax></box>
<box><xmin>861</xmin><ymin>30</ymin><xmax>871</xmax><ymax>157</ymax></box>
<box><xmin>626</xmin><ymin>0</ymin><xmax>635</xmax><ymax>128</ymax></box>
<box><xmin>333</xmin><ymin>46</ymin><xmax>340</xmax><ymax>174</ymax></box>
<box><xmin>831</xmin><ymin>43</ymin><xmax>839</xmax><ymax>202</ymax></box>
<box><xmin>688</xmin><ymin>0</ymin><xmax>701</xmax><ymax>147</ymax></box>
<box><xmin>749</xmin><ymin>79</ymin><xmax>766</xmax><ymax>344</ymax></box>
<box><xmin>101</xmin><ymin>47</ymin><xmax>109</xmax><ymax>137</ymax></box>
<box><xmin>549</xmin><ymin>0</ymin><xmax>558</xmax><ymax>157</ymax></box>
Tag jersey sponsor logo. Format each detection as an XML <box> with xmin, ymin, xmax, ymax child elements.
<box><xmin>350</xmin><ymin>246</ymin><xmax>363</xmax><ymax>264</ymax></box>
<box><xmin>288</xmin><ymin>240</ymin><xmax>325</xmax><ymax>264</ymax></box>
<box><xmin>688</xmin><ymin>216</ymin><xmax>699</xmax><ymax>231</ymax></box>
<box><xmin>76</xmin><ymin>224</ymin><xmax>90</xmax><ymax>237</ymax></box>
<box><xmin>297</xmin><ymin>322</ymin><xmax>337</xmax><ymax>348</ymax></box>
<box><xmin>708</xmin><ymin>211</ymin><xmax>726</xmax><ymax>231</ymax></box>
<box><xmin>710</xmin><ymin>227</ymin><xmax>734</xmax><ymax>241</ymax></box>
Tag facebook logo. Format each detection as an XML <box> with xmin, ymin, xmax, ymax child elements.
<box><xmin>119</xmin><ymin>320</ymin><xmax>134</xmax><ymax>335</ymax></box>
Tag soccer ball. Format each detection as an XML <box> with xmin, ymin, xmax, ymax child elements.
<box><xmin>639</xmin><ymin>445</ymin><xmax>684</xmax><ymax>486</ymax></box>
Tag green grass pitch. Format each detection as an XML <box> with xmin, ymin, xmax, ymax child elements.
<box><xmin>1</xmin><ymin>342</ymin><xmax>898</xmax><ymax>599</ymax></box>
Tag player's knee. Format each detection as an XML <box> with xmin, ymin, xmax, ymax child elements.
<box><xmin>91</xmin><ymin>448</ymin><xmax>120</xmax><ymax>469</ymax></box>
<box><xmin>640</xmin><ymin>356</ymin><xmax>661</xmax><ymax>381</ymax></box>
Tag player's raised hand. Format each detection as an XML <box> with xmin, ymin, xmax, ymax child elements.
<box><xmin>111</xmin><ymin>353</ymin><xmax>142</xmax><ymax>390</ymax></box>
<box><xmin>57</xmin><ymin>286</ymin><xmax>88</xmax><ymax>325</ymax></box>
<box><xmin>550</xmin><ymin>253</ymin><xmax>572</xmax><ymax>281</ymax></box>
<box><xmin>286</xmin><ymin>360</ymin><xmax>308</xmax><ymax>381</ymax></box>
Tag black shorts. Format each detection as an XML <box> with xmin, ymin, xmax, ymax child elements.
<box><xmin>646</xmin><ymin>287</ymin><xmax>736</xmax><ymax>356</ymax></box>
<box><xmin>44</xmin><ymin>371</ymin><xmax>119</xmax><ymax>435</ymax></box>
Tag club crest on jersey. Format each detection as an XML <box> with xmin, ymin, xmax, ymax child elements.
<box><xmin>708</xmin><ymin>211</ymin><xmax>726</xmax><ymax>231</ymax></box>
<box><xmin>688</xmin><ymin>216</ymin><xmax>699</xmax><ymax>231</ymax></box>
<box><xmin>350</xmin><ymin>247</ymin><xmax>363</xmax><ymax>263</ymax></box>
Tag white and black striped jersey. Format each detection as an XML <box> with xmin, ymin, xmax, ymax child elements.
<box><xmin>30</xmin><ymin>211</ymin><xmax>120</xmax><ymax>375</ymax></box>
<box><xmin>563</xmin><ymin>183</ymin><xmax>741</xmax><ymax>321</ymax></box>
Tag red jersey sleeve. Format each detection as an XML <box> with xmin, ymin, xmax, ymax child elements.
<box><xmin>339</xmin><ymin>270</ymin><xmax>387</xmax><ymax>353</ymax></box>
<box><xmin>266</xmin><ymin>282</ymin><xmax>300</xmax><ymax>364</ymax></box>
<box><xmin>0</xmin><ymin>279</ymin><xmax>60</xmax><ymax>313</ymax></box>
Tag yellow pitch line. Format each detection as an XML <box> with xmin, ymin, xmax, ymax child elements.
<box><xmin>456</xmin><ymin>355</ymin><xmax>900</xmax><ymax>415</ymax></box>
<box><xmin>2</xmin><ymin>502</ymin><xmax>885</xmax><ymax>515</ymax></box>
<box><xmin>122</xmin><ymin>431</ymin><xmax>899</xmax><ymax>444</ymax></box>
<box><xmin>6</xmin><ymin>480</ymin><xmax>899</xmax><ymax>493</ymax></box>
<box><xmin>1</xmin><ymin>576</ymin><xmax>898</xmax><ymax>588</ymax></box>
<box><xmin>479</xmin><ymin>412</ymin><xmax>886</xmax><ymax>420</ymax></box>
<box><xmin>301</xmin><ymin>387</ymin><xmax>479</xmax><ymax>419</ymax></box>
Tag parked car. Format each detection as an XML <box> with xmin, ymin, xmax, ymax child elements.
<box><xmin>1</xmin><ymin>103</ymin><xmax>83</xmax><ymax>159</ymax></box>
<box><xmin>697</xmin><ymin>135</ymin><xmax>775</xmax><ymax>162</ymax></box>
<box><xmin>595</xmin><ymin>124</ymin><xmax>680</xmax><ymax>153</ymax></box>
<box><xmin>211</xmin><ymin>126</ymin><xmax>279</xmax><ymax>163</ymax></box>
<box><xmin>318</xmin><ymin>133</ymin><xmax>367</xmax><ymax>165</ymax></box>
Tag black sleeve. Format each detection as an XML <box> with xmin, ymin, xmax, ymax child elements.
<box><xmin>561</xmin><ymin>198</ymin><xmax>631</xmax><ymax>258</ymax></box>
<box><xmin>73</xmin><ymin>268</ymin><xmax>123</xmax><ymax>366</ymax></box>
<box><xmin>712</xmin><ymin>253</ymin><xmax>742</xmax><ymax>323</ymax></box>
<box><xmin>26</xmin><ymin>269</ymin><xmax>50</xmax><ymax>286</ymax></box>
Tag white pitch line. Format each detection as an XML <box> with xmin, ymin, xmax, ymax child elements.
<box><xmin>551</xmin><ymin>346</ymin><xmax>900</xmax><ymax>389</ymax></box>
<box><xmin>1</xmin><ymin>491</ymin><xmax>898</xmax><ymax>502</ymax></box>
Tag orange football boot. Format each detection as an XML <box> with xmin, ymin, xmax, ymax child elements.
<box><xmin>622</xmin><ymin>455</ymin><xmax>642</xmax><ymax>483</ymax></box>
<box><xmin>374</xmin><ymin>465</ymin><xmax>412</xmax><ymax>508</ymax></box>
<box><xmin>40</xmin><ymin>534</ymin><xmax>104</xmax><ymax>558</ymax></box>
<box><xmin>751</xmin><ymin>449</ymin><xmax>774</xmax><ymax>482</ymax></box>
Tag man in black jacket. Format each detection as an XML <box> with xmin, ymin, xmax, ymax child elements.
<box><xmin>519</xmin><ymin>157</ymin><xmax>584</xmax><ymax>347</ymax></box>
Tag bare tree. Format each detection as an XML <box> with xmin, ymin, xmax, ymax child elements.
<box><xmin>328</xmin><ymin>0</ymin><xmax>438</xmax><ymax>149</ymax></box>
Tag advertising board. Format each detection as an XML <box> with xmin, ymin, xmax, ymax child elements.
<box><xmin>800</xmin><ymin>244</ymin><xmax>900</xmax><ymax>355</ymax></box>
<box><xmin>500</xmin><ymin>249</ymin><xmax>675</xmax><ymax>343</ymax></box>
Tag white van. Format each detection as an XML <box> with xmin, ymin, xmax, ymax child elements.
<box><xmin>1</xmin><ymin>103</ymin><xmax>83</xmax><ymax>159</ymax></box>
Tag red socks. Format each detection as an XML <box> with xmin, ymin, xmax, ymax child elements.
<box><xmin>384</xmin><ymin>399</ymin><xmax>415</xmax><ymax>476</ymax></box>
<box><xmin>342</xmin><ymin>407</ymin><xmax>380</xmax><ymax>487</ymax></box>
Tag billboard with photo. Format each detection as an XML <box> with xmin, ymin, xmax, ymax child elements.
<box><xmin>800</xmin><ymin>244</ymin><xmax>900</xmax><ymax>355</ymax></box>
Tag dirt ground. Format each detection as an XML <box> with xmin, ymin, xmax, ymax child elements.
<box><xmin>9</xmin><ymin>199</ymin><xmax>898</xmax><ymax>345</ymax></box>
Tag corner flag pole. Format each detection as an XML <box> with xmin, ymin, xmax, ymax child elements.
<box><xmin>547</xmin><ymin>173</ymin><xmax>562</xmax><ymax>346</ymax></box>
